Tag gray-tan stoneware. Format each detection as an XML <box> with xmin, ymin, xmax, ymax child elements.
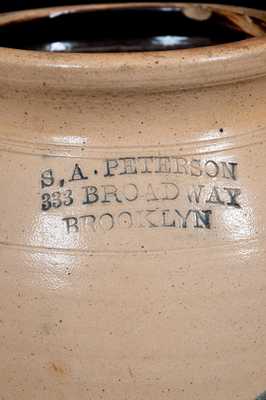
<box><xmin>0</xmin><ymin>3</ymin><xmax>266</xmax><ymax>399</ymax></box>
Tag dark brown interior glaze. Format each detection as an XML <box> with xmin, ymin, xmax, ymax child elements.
<box><xmin>0</xmin><ymin>6</ymin><xmax>253</xmax><ymax>52</ymax></box>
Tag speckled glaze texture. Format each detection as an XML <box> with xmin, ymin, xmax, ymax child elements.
<box><xmin>0</xmin><ymin>3</ymin><xmax>266</xmax><ymax>400</ymax></box>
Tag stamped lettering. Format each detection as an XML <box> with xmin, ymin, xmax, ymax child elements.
<box><xmin>40</xmin><ymin>155</ymin><xmax>241</xmax><ymax>235</ymax></box>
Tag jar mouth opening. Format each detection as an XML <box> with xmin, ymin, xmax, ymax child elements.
<box><xmin>0</xmin><ymin>3</ymin><xmax>265</xmax><ymax>53</ymax></box>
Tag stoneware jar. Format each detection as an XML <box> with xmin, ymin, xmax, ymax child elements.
<box><xmin>0</xmin><ymin>3</ymin><xmax>266</xmax><ymax>400</ymax></box>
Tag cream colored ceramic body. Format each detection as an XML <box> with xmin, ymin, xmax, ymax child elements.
<box><xmin>0</xmin><ymin>3</ymin><xmax>266</xmax><ymax>400</ymax></box>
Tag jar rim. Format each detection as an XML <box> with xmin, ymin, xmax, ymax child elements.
<box><xmin>0</xmin><ymin>2</ymin><xmax>266</xmax><ymax>91</ymax></box>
